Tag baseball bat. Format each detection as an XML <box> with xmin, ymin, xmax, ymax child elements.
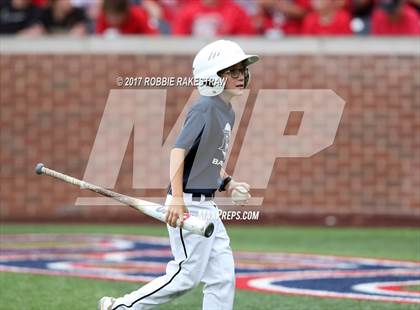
<box><xmin>35</xmin><ymin>163</ymin><xmax>214</xmax><ymax>238</ymax></box>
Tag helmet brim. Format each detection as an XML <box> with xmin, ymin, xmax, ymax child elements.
<box><xmin>242</xmin><ymin>55</ymin><xmax>259</xmax><ymax>66</ymax></box>
<box><xmin>217</xmin><ymin>54</ymin><xmax>259</xmax><ymax>74</ymax></box>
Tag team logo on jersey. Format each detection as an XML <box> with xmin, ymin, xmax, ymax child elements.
<box><xmin>1</xmin><ymin>234</ymin><xmax>419</xmax><ymax>304</ymax></box>
<box><xmin>218</xmin><ymin>123</ymin><xmax>231</xmax><ymax>159</ymax></box>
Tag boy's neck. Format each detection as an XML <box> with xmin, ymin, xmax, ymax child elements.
<box><xmin>319</xmin><ymin>8</ymin><xmax>335</xmax><ymax>24</ymax></box>
<box><xmin>219</xmin><ymin>91</ymin><xmax>234</xmax><ymax>105</ymax></box>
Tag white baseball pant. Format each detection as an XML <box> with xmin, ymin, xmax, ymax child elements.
<box><xmin>111</xmin><ymin>193</ymin><xmax>235</xmax><ymax>310</ymax></box>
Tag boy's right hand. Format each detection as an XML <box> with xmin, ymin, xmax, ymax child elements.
<box><xmin>165</xmin><ymin>197</ymin><xmax>189</xmax><ymax>228</ymax></box>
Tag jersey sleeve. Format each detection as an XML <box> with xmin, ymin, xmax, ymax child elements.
<box><xmin>301</xmin><ymin>13</ymin><xmax>315</xmax><ymax>35</ymax></box>
<box><xmin>134</xmin><ymin>7</ymin><xmax>158</xmax><ymax>34</ymax></box>
<box><xmin>95</xmin><ymin>14</ymin><xmax>106</xmax><ymax>34</ymax></box>
<box><xmin>71</xmin><ymin>8</ymin><xmax>88</xmax><ymax>26</ymax></box>
<box><xmin>172</xmin><ymin>5</ymin><xmax>194</xmax><ymax>35</ymax></box>
<box><xmin>174</xmin><ymin>108</ymin><xmax>206</xmax><ymax>151</ymax></box>
<box><xmin>232</xmin><ymin>4</ymin><xmax>255</xmax><ymax>35</ymax></box>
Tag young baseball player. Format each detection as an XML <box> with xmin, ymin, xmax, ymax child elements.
<box><xmin>99</xmin><ymin>39</ymin><xmax>259</xmax><ymax>310</ymax></box>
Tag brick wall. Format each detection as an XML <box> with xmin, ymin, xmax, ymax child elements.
<box><xmin>0</xmin><ymin>38</ymin><xmax>419</xmax><ymax>226</ymax></box>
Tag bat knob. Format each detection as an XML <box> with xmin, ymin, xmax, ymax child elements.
<box><xmin>204</xmin><ymin>222</ymin><xmax>214</xmax><ymax>238</ymax></box>
<box><xmin>35</xmin><ymin>163</ymin><xmax>44</xmax><ymax>175</ymax></box>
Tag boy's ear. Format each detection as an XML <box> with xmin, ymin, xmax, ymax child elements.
<box><xmin>244</xmin><ymin>69</ymin><xmax>250</xmax><ymax>88</ymax></box>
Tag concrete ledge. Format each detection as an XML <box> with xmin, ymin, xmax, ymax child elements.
<box><xmin>0</xmin><ymin>36</ymin><xmax>419</xmax><ymax>55</ymax></box>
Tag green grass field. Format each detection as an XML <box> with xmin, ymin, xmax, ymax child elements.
<box><xmin>1</xmin><ymin>224</ymin><xmax>419</xmax><ymax>310</ymax></box>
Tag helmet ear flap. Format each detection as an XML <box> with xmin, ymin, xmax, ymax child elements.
<box><xmin>197</xmin><ymin>74</ymin><xmax>225</xmax><ymax>96</ymax></box>
<box><xmin>244</xmin><ymin>68</ymin><xmax>251</xmax><ymax>88</ymax></box>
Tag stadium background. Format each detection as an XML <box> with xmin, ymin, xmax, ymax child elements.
<box><xmin>0</xmin><ymin>37</ymin><xmax>419</xmax><ymax>226</ymax></box>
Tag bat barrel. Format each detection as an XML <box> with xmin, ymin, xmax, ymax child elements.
<box><xmin>204</xmin><ymin>223</ymin><xmax>214</xmax><ymax>238</ymax></box>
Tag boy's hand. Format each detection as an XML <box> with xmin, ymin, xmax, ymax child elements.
<box><xmin>165</xmin><ymin>197</ymin><xmax>189</xmax><ymax>228</ymax></box>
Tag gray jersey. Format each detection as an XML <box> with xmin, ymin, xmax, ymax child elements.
<box><xmin>169</xmin><ymin>95</ymin><xmax>235</xmax><ymax>195</ymax></box>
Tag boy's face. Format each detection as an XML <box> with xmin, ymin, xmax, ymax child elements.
<box><xmin>12</xmin><ymin>0</ymin><xmax>30</xmax><ymax>9</ymax></box>
<box><xmin>105</xmin><ymin>12</ymin><xmax>127</xmax><ymax>28</ymax></box>
<box><xmin>53</xmin><ymin>0</ymin><xmax>72</xmax><ymax>13</ymax></box>
<box><xmin>219</xmin><ymin>63</ymin><xmax>248</xmax><ymax>97</ymax></box>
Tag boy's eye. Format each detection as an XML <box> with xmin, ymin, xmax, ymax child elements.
<box><xmin>221</xmin><ymin>67</ymin><xmax>247</xmax><ymax>78</ymax></box>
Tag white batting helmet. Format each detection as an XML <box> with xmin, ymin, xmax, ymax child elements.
<box><xmin>192</xmin><ymin>40</ymin><xmax>259</xmax><ymax>96</ymax></box>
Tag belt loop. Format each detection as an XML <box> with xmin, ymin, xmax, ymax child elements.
<box><xmin>183</xmin><ymin>192</ymin><xmax>192</xmax><ymax>205</ymax></box>
<box><xmin>201</xmin><ymin>194</ymin><xmax>205</xmax><ymax>203</ymax></box>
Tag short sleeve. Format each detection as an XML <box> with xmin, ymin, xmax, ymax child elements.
<box><xmin>26</xmin><ymin>6</ymin><xmax>42</xmax><ymax>28</ymax></box>
<box><xmin>69</xmin><ymin>8</ymin><xmax>88</xmax><ymax>26</ymax></box>
<box><xmin>174</xmin><ymin>108</ymin><xmax>206</xmax><ymax>151</ymax></box>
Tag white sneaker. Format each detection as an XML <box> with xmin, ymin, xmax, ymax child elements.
<box><xmin>98</xmin><ymin>296</ymin><xmax>116</xmax><ymax>310</ymax></box>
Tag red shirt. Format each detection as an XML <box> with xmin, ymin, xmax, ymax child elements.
<box><xmin>32</xmin><ymin>0</ymin><xmax>46</xmax><ymax>7</ymax></box>
<box><xmin>256</xmin><ymin>0</ymin><xmax>311</xmax><ymax>35</ymax></box>
<box><xmin>173</xmin><ymin>0</ymin><xmax>254</xmax><ymax>36</ymax></box>
<box><xmin>371</xmin><ymin>4</ymin><xmax>420</xmax><ymax>36</ymax></box>
<box><xmin>302</xmin><ymin>9</ymin><xmax>352</xmax><ymax>35</ymax></box>
<box><xmin>282</xmin><ymin>0</ymin><xmax>312</xmax><ymax>35</ymax></box>
<box><xmin>96</xmin><ymin>6</ymin><xmax>157</xmax><ymax>35</ymax></box>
